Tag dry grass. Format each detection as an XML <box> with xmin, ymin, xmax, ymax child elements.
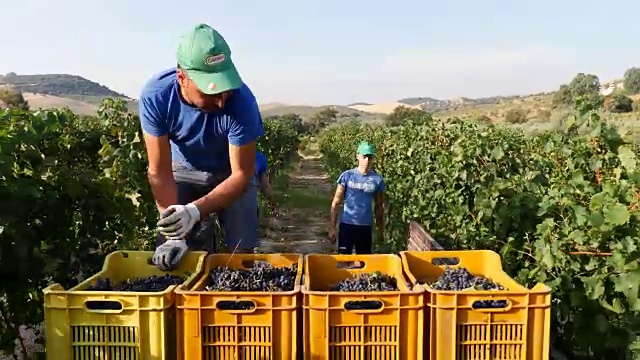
<box><xmin>22</xmin><ymin>93</ymin><xmax>99</xmax><ymax>115</ymax></box>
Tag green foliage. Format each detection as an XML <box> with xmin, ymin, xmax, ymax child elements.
<box><xmin>385</xmin><ymin>105</ymin><xmax>432</xmax><ymax>126</ymax></box>
<box><xmin>307</xmin><ymin>107</ymin><xmax>339</xmax><ymax>135</ymax></box>
<box><xmin>0</xmin><ymin>87</ymin><xmax>29</xmax><ymax>110</ymax></box>
<box><xmin>604</xmin><ymin>94</ymin><xmax>634</xmax><ymax>113</ymax></box>
<box><xmin>504</xmin><ymin>108</ymin><xmax>529</xmax><ymax>124</ymax></box>
<box><xmin>474</xmin><ymin>115</ymin><xmax>492</xmax><ymax>124</ymax></box>
<box><xmin>0</xmin><ymin>98</ymin><xmax>300</xmax><ymax>356</ymax></box>
<box><xmin>553</xmin><ymin>73</ymin><xmax>604</xmax><ymax>109</ymax></box>
<box><xmin>624</xmin><ymin>67</ymin><xmax>640</xmax><ymax>95</ymax></box>
<box><xmin>318</xmin><ymin>99</ymin><xmax>640</xmax><ymax>359</ymax></box>
<box><xmin>552</xmin><ymin>84</ymin><xmax>573</xmax><ymax>108</ymax></box>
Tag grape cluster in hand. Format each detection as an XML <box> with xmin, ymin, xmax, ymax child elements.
<box><xmin>329</xmin><ymin>271</ymin><xmax>398</xmax><ymax>292</ymax></box>
<box><xmin>205</xmin><ymin>262</ymin><xmax>298</xmax><ymax>292</ymax></box>
<box><xmin>86</xmin><ymin>274</ymin><xmax>185</xmax><ymax>292</ymax></box>
<box><xmin>420</xmin><ymin>266</ymin><xmax>508</xmax><ymax>308</ymax></box>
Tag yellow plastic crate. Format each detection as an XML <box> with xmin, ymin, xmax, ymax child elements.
<box><xmin>302</xmin><ymin>254</ymin><xmax>424</xmax><ymax>360</ymax></box>
<box><xmin>43</xmin><ymin>250</ymin><xmax>207</xmax><ymax>360</ymax></box>
<box><xmin>175</xmin><ymin>253</ymin><xmax>303</xmax><ymax>360</ymax></box>
<box><xmin>400</xmin><ymin>250</ymin><xmax>552</xmax><ymax>360</ymax></box>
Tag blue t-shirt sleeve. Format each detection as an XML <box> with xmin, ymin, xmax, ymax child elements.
<box><xmin>337</xmin><ymin>171</ymin><xmax>349</xmax><ymax>187</ymax></box>
<box><xmin>256</xmin><ymin>153</ymin><xmax>268</xmax><ymax>175</ymax></box>
<box><xmin>228</xmin><ymin>85</ymin><xmax>265</xmax><ymax>146</ymax></box>
<box><xmin>139</xmin><ymin>91</ymin><xmax>168</xmax><ymax>137</ymax></box>
<box><xmin>377</xmin><ymin>176</ymin><xmax>386</xmax><ymax>193</ymax></box>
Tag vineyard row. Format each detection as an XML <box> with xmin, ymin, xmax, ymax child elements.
<box><xmin>0</xmin><ymin>98</ymin><xmax>301</xmax><ymax>356</ymax></box>
<box><xmin>318</xmin><ymin>106</ymin><xmax>640</xmax><ymax>359</ymax></box>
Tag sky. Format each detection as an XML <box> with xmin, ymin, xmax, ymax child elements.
<box><xmin>1</xmin><ymin>0</ymin><xmax>639</xmax><ymax>106</ymax></box>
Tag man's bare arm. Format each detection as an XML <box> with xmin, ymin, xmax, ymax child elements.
<box><xmin>330</xmin><ymin>185</ymin><xmax>346</xmax><ymax>230</ymax></box>
<box><xmin>374</xmin><ymin>191</ymin><xmax>385</xmax><ymax>238</ymax></box>
<box><xmin>143</xmin><ymin>132</ymin><xmax>178</xmax><ymax>214</ymax></box>
<box><xmin>192</xmin><ymin>141</ymin><xmax>256</xmax><ymax>217</ymax></box>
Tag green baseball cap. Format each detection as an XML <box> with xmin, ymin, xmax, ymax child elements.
<box><xmin>177</xmin><ymin>24</ymin><xmax>243</xmax><ymax>95</ymax></box>
<box><xmin>357</xmin><ymin>141</ymin><xmax>375</xmax><ymax>156</ymax></box>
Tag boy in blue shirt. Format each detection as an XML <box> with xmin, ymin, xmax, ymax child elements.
<box><xmin>328</xmin><ymin>141</ymin><xmax>386</xmax><ymax>254</ymax></box>
<box><xmin>139</xmin><ymin>23</ymin><xmax>264</xmax><ymax>270</ymax></box>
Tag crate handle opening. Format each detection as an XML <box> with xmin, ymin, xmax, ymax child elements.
<box><xmin>84</xmin><ymin>300</ymin><xmax>124</xmax><ymax>313</ymax></box>
<box><xmin>216</xmin><ymin>300</ymin><xmax>257</xmax><ymax>313</ymax></box>
<box><xmin>241</xmin><ymin>259</ymin><xmax>270</xmax><ymax>268</ymax></box>
<box><xmin>471</xmin><ymin>299</ymin><xmax>512</xmax><ymax>312</ymax></box>
<box><xmin>336</xmin><ymin>261</ymin><xmax>365</xmax><ymax>269</ymax></box>
<box><xmin>343</xmin><ymin>300</ymin><xmax>384</xmax><ymax>313</ymax></box>
<box><xmin>431</xmin><ymin>257</ymin><xmax>460</xmax><ymax>266</ymax></box>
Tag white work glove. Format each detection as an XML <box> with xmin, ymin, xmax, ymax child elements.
<box><xmin>152</xmin><ymin>240</ymin><xmax>189</xmax><ymax>271</ymax></box>
<box><xmin>156</xmin><ymin>203</ymin><xmax>201</xmax><ymax>240</ymax></box>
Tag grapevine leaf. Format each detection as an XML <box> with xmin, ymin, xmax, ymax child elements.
<box><xmin>570</xmin><ymin>205</ymin><xmax>587</xmax><ymax>226</ymax></box>
<box><xmin>581</xmin><ymin>276</ymin><xmax>604</xmax><ymax>300</ymax></box>
<box><xmin>589</xmin><ymin>192</ymin><xmax>609</xmax><ymax>211</ymax></box>
<box><xmin>604</xmin><ymin>203</ymin><xmax>630</xmax><ymax>226</ymax></box>
<box><xmin>613</xmin><ymin>272</ymin><xmax>640</xmax><ymax>310</ymax></box>
<box><xmin>491</xmin><ymin>146</ymin><xmax>504</xmax><ymax>161</ymax></box>
<box><xmin>589</xmin><ymin>212</ymin><xmax>605</xmax><ymax>228</ymax></box>
<box><xmin>618</xmin><ymin>145</ymin><xmax>636</xmax><ymax>172</ymax></box>
<box><xmin>599</xmin><ymin>298</ymin><xmax>625</xmax><ymax>314</ymax></box>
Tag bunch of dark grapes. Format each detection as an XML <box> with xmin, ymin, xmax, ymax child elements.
<box><xmin>205</xmin><ymin>262</ymin><xmax>298</xmax><ymax>292</ymax></box>
<box><xmin>329</xmin><ymin>271</ymin><xmax>398</xmax><ymax>292</ymax></box>
<box><xmin>86</xmin><ymin>274</ymin><xmax>185</xmax><ymax>292</ymax></box>
<box><xmin>420</xmin><ymin>266</ymin><xmax>507</xmax><ymax>308</ymax></box>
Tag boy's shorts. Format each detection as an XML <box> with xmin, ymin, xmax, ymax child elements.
<box><xmin>337</xmin><ymin>222</ymin><xmax>373</xmax><ymax>254</ymax></box>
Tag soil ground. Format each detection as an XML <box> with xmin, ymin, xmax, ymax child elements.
<box><xmin>258</xmin><ymin>154</ymin><xmax>336</xmax><ymax>255</ymax></box>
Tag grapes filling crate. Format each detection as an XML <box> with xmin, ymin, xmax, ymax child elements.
<box><xmin>400</xmin><ymin>250</ymin><xmax>552</xmax><ymax>360</ymax></box>
<box><xmin>175</xmin><ymin>253</ymin><xmax>303</xmax><ymax>360</ymax></box>
<box><xmin>302</xmin><ymin>254</ymin><xmax>424</xmax><ymax>360</ymax></box>
<box><xmin>42</xmin><ymin>250</ymin><xmax>207</xmax><ymax>360</ymax></box>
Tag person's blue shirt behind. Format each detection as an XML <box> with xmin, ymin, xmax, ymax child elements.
<box><xmin>138</xmin><ymin>68</ymin><xmax>264</xmax><ymax>173</ymax></box>
<box><xmin>255</xmin><ymin>151</ymin><xmax>268</xmax><ymax>177</ymax></box>
<box><xmin>337</xmin><ymin>168</ymin><xmax>386</xmax><ymax>226</ymax></box>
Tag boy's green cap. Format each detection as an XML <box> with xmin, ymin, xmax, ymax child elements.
<box><xmin>357</xmin><ymin>141</ymin><xmax>375</xmax><ymax>155</ymax></box>
<box><xmin>176</xmin><ymin>24</ymin><xmax>242</xmax><ymax>95</ymax></box>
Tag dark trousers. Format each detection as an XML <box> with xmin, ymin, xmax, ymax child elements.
<box><xmin>156</xmin><ymin>164</ymin><xmax>259</xmax><ymax>253</ymax></box>
<box><xmin>337</xmin><ymin>222</ymin><xmax>373</xmax><ymax>254</ymax></box>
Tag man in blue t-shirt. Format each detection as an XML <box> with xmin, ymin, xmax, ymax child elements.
<box><xmin>139</xmin><ymin>23</ymin><xmax>264</xmax><ymax>270</ymax></box>
<box><xmin>328</xmin><ymin>141</ymin><xmax>386</xmax><ymax>254</ymax></box>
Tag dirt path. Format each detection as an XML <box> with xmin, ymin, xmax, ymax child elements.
<box><xmin>258</xmin><ymin>155</ymin><xmax>336</xmax><ymax>254</ymax></box>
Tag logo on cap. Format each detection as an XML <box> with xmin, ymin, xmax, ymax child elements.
<box><xmin>208</xmin><ymin>83</ymin><xmax>217</xmax><ymax>90</ymax></box>
<box><xmin>204</xmin><ymin>54</ymin><xmax>225</xmax><ymax>65</ymax></box>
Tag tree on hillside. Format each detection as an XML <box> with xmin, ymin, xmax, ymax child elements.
<box><xmin>385</xmin><ymin>105</ymin><xmax>431</xmax><ymax>126</ymax></box>
<box><xmin>552</xmin><ymin>73</ymin><xmax>603</xmax><ymax>109</ymax></box>
<box><xmin>623</xmin><ymin>67</ymin><xmax>640</xmax><ymax>94</ymax></box>
<box><xmin>504</xmin><ymin>108</ymin><xmax>528</xmax><ymax>124</ymax></box>
<box><xmin>551</xmin><ymin>84</ymin><xmax>573</xmax><ymax>108</ymax></box>
<box><xmin>604</xmin><ymin>93</ymin><xmax>633</xmax><ymax>113</ymax></box>
<box><xmin>277</xmin><ymin>113</ymin><xmax>309</xmax><ymax>135</ymax></box>
<box><xmin>0</xmin><ymin>87</ymin><xmax>29</xmax><ymax>110</ymax></box>
<box><xmin>308</xmin><ymin>107</ymin><xmax>338</xmax><ymax>135</ymax></box>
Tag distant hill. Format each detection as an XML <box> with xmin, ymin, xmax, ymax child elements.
<box><xmin>396</xmin><ymin>93</ymin><xmax>554</xmax><ymax>113</ymax></box>
<box><xmin>259</xmin><ymin>103</ymin><xmax>383</xmax><ymax>122</ymax></box>
<box><xmin>0</xmin><ymin>72</ymin><xmax>129</xmax><ymax>99</ymax></box>
<box><xmin>0</xmin><ymin>72</ymin><xmax>136</xmax><ymax>115</ymax></box>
